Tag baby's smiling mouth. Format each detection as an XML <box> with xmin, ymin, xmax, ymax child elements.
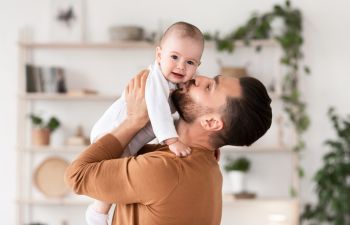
<box><xmin>171</xmin><ymin>72</ymin><xmax>185</xmax><ymax>78</ymax></box>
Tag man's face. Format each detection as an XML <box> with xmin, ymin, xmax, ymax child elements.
<box><xmin>171</xmin><ymin>75</ymin><xmax>241</xmax><ymax>122</ymax></box>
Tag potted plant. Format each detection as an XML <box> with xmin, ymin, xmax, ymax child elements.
<box><xmin>224</xmin><ymin>157</ymin><xmax>251</xmax><ymax>194</ymax></box>
<box><xmin>301</xmin><ymin>108</ymin><xmax>350</xmax><ymax>225</ymax></box>
<box><xmin>29</xmin><ymin>113</ymin><xmax>60</xmax><ymax>146</ymax></box>
<box><xmin>205</xmin><ymin>1</ymin><xmax>311</xmax><ymax>196</ymax></box>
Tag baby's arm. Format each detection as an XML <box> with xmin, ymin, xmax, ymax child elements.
<box><xmin>145</xmin><ymin>63</ymin><xmax>191</xmax><ymax>157</ymax></box>
<box><xmin>86</xmin><ymin>200</ymin><xmax>110</xmax><ymax>225</ymax></box>
<box><xmin>90</xmin><ymin>98</ymin><xmax>125</xmax><ymax>144</ymax></box>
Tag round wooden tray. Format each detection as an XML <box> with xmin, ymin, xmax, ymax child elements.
<box><xmin>33</xmin><ymin>157</ymin><xmax>70</xmax><ymax>198</ymax></box>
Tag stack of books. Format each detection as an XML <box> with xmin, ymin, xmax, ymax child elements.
<box><xmin>26</xmin><ymin>64</ymin><xmax>67</xmax><ymax>93</ymax></box>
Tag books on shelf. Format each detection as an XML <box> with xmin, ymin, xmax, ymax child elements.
<box><xmin>26</xmin><ymin>64</ymin><xmax>67</xmax><ymax>93</ymax></box>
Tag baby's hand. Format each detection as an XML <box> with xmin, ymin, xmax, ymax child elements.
<box><xmin>168</xmin><ymin>140</ymin><xmax>191</xmax><ymax>157</ymax></box>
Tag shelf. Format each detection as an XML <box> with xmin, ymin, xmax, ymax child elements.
<box><xmin>18</xmin><ymin>197</ymin><xmax>296</xmax><ymax>206</ymax></box>
<box><xmin>20</xmin><ymin>93</ymin><xmax>117</xmax><ymax>101</ymax></box>
<box><xmin>21</xmin><ymin>145</ymin><xmax>293</xmax><ymax>154</ymax></box>
<box><xmin>206</xmin><ymin>39</ymin><xmax>279</xmax><ymax>48</ymax></box>
<box><xmin>20</xmin><ymin>92</ymin><xmax>277</xmax><ymax>102</ymax></box>
<box><xmin>18</xmin><ymin>41</ymin><xmax>155</xmax><ymax>49</ymax></box>
<box><xmin>19</xmin><ymin>145</ymin><xmax>87</xmax><ymax>153</ymax></box>
<box><xmin>17</xmin><ymin>198</ymin><xmax>90</xmax><ymax>206</ymax></box>
<box><xmin>18</xmin><ymin>39</ymin><xmax>278</xmax><ymax>50</ymax></box>
<box><xmin>222</xmin><ymin>196</ymin><xmax>298</xmax><ymax>205</ymax></box>
<box><xmin>220</xmin><ymin>145</ymin><xmax>293</xmax><ymax>153</ymax></box>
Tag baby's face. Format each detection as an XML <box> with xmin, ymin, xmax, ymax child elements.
<box><xmin>156</xmin><ymin>35</ymin><xmax>203</xmax><ymax>84</ymax></box>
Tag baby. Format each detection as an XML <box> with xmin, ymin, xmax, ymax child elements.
<box><xmin>86</xmin><ymin>21</ymin><xmax>204</xmax><ymax>225</ymax></box>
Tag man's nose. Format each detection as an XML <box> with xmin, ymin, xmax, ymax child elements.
<box><xmin>194</xmin><ymin>76</ymin><xmax>209</xmax><ymax>86</ymax></box>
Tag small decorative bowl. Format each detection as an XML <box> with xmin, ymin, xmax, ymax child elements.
<box><xmin>109</xmin><ymin>26</ymin><xmax>144</xmax><ymax>41</ymax></box>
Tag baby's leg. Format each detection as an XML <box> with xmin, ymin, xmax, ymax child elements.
<box><xmin>86</xmin><ymin>124</ymin><xmax>154</xmax><ymax>225</ymax></box>
<box><xmin>86</xmin><ymin>201</ymin><xmax>110</xmax><ymax>225</ymax></box>
<box><xmin>127</xmin><ymin>123</ymin><xmax>155</xmax><ymax>155</ymax></box>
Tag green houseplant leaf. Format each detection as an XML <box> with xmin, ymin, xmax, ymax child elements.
<box><xmin>224</xmin><ymin>157</ymin><xmax>251</xmax><ymax>173</ymax></box>
<box><xmin>204</xmin><ymin>0</ymin><xmax>311</xmax><ymax>196</ymax></box>
<box><xmin>301</xmin><ymin>108</ymin><xmax>350</xmax><ymax>224</ymax></box>
<box><xmin>29</xmin><ymin>113</ymin><xmax>61</xmax><ymax>133</ymax></box>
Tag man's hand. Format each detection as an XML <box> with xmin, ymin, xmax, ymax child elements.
<box><xmin>125</xmin><ymin>70</ymin><xmax>149</xmax><ymax>129</ymax></box>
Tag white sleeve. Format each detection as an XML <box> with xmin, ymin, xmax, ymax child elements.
<box><xmin>145</xmin><ymin>63</ymin><xmax>178</xmax><ymax>143</ymax></box>
<box><xmin>90</xmin><ymin>95</ymin><xmax>126</xmax><ymax>143</ymax></box>
<box><xmin>85</xmin><ymin>204</ymin><xmax>109</xmax><ymax>225</ymax></box>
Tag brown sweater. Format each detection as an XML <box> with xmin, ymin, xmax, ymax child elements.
<box><xmin>65</xmin><ymin>134</ymin><xmax>222</xmax><ymax>225</ymax></box>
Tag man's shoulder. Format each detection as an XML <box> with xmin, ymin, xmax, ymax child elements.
<box><xmin>138</xmin><ymin>145</ymin><xmax>178</xmax><ymax>163</ymax></box>
<box><xmin>131</xmin><ymin>146</ymin><xmax>180</xmax><ymax>188</ymax></box>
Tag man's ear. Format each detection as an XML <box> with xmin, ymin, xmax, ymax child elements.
<box><xmin>155</xmin><ymin>46</ymin><xmax>162</xmax><ymax>63</ymax></box>
<box><xmin>200</xmin><ymin>114</ymin><xmax>223</xmax><ymax>132</ymax></box>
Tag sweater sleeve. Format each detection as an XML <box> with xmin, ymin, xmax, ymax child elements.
<box><xmin>145</xmin><ymin>63</ymin><xmax>178</xmax><ymax>143</ymax></box>
<box><xmin>65</xmin><ymin>134</ymin><xmax>179</xmax><ymax>205</ymax></box>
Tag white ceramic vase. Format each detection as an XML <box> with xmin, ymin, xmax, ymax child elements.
<box><xmin>228</xmin><ymin>171</ymin><xmax>246</xmax><ymax>194</ymax></box>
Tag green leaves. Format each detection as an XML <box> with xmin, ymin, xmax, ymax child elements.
<box><xmin>224</xmin><ymin>157</ymin><xmax>251</xmax><ymax>172</ymax></box>
<box><xmin>302</xmin><ymin>109</ymin><xmax>350</xmax><ymax>224</ymax></box>
<box><xmin>216</xmin><ymin>39</ymin><xmax>235</xmax><ymax>53</ymax></box>
<box><xmin>28</xmin><ymin>113</ymin><xmax>60</xmax><ymax>132</ymax></box>
<box><xmin>47</xmin><ymin>117</ymin><xmax>60</xmax><ymax>132</ymax></box>
<box><xmin>29</xmin><ymin>114</ymin><xmax>43</xmax><ymax>126</ymax></box>
<box><xmin>205</xmin><ymin>1</ymin><xmax>311</xmax><ymax>200</ymax></box>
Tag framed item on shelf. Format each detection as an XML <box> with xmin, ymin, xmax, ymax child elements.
<box><xmin>49</xmin><ymin>0</ymin><xmax>85</xmax><ymax>42</ymax></box>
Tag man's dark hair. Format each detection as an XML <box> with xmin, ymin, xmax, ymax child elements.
<box><xmin>211</xmin><ymin>76</ymin><xmax>272</xmax><ymax>148</ymax></box>
<box><xmin>160</xmin><ymin>21</ymin><xmax>204</xmax><ymax>47</ymax></box>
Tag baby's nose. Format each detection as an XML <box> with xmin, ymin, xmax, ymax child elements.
<box><xmin>177</xmin><ymin>61</ymin><xmax>185</xmax><ymax>70</ymax></box>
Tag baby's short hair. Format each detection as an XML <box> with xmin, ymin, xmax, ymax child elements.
<box><xmin>160</xmin><ymin>21</ymin><xmax>204</xmax><ymax>47</ymax></box>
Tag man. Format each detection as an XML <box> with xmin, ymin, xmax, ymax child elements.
<box><xmin>65</xmin><ymin>70</ymin><xmax>272</xmax><ymax>225</ymax></box>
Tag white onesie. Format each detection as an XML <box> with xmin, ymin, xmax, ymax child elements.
<box><xmin>90</xmin><ymin>62</ymin><xmax>178</xmax><ymax>156</ymax></box>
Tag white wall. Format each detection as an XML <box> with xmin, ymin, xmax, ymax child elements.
<box><xmin>1</xmin><ymin>0</ymin><xmax>350</xmax><ymax>224</ymax></box>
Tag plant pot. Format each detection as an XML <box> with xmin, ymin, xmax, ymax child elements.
<box><xmin>32</xmin><ymin>128</ymin><xmax>51</xmax><ymax>146</ymax></box>
<box><xmin>228</xmin><ymin>171</ymin><xmax>246</xmax><ymax>194</ymax></box>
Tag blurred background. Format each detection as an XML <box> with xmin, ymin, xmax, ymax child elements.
<box><xmin>1</xmin><ymin>0</ymin><xmax>350</xmax><ymax>225</ymax></box>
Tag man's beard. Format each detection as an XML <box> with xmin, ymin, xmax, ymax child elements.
<box><xmin>171</xmin><ymin>85</ymin><xmax>212</xmax><ymax>123</ymax></box>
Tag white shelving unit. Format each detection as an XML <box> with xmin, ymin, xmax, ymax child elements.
<box><xmin>20</xmin><ymin>93</ymin><xmax>117</xmax><ymax>101</ymax></box>
<box><xmin>16</xmin><ymin>39</ymin><xmax>298</xmax><ymax>225</ymax></box>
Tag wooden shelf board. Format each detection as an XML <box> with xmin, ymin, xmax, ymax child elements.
<box><xmin>18</xmin><ymin>39</ymin><xmax>278</xmax><ymax>50</ymax></box>
<box><xmin>220</xmin><ymin>145</ymin><xmax>293</xmax><ymax>153</ymax></box>
<box><xmin>20</xmin><ymin>93</ymin><xmax>117</xmax><ymax>101</ymax></box>
<box><xmin>18</xmin><ymin>145</ymin><xmax>87</xmax><ymax>153</ymax></box>
<box><xmin>18</xmin><ymin>41</ymin><xmax>155</xmax><ymax>49</ymax></box>
<box><xmin>17</xmin><ymin>198</ymin><xmax>90</xmax><ymax>206</ymax></box>
<box><xmin>223</xmin><ymin>196</ymin><xmax>298</xmax><ymax>205</ymax></box>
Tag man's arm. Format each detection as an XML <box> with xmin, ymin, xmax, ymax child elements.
<box><xmin>65</xmin><ymin>133</ymin><xmax>179</xmax><ymax>204</ymax></box>
<box><xmin>65</xmin><ymin>70</ymin><xmax>179</xmax><ymax>204</ymax></box>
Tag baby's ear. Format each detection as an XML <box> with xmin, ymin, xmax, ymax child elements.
<box><xmin>155</xmin><ymin>46</ymin><xmax>162</xmax><ymax>63</ymax></box>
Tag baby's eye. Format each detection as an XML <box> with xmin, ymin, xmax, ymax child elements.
<box><xmin>171</xmin><ymin>55</ymin><xmax>178</xmax><ymax>60</ymax></box>
<box><xmin>187</xmin><ymin>61</ymin><xmax>194</xmax><ymax>65</ymax></box>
